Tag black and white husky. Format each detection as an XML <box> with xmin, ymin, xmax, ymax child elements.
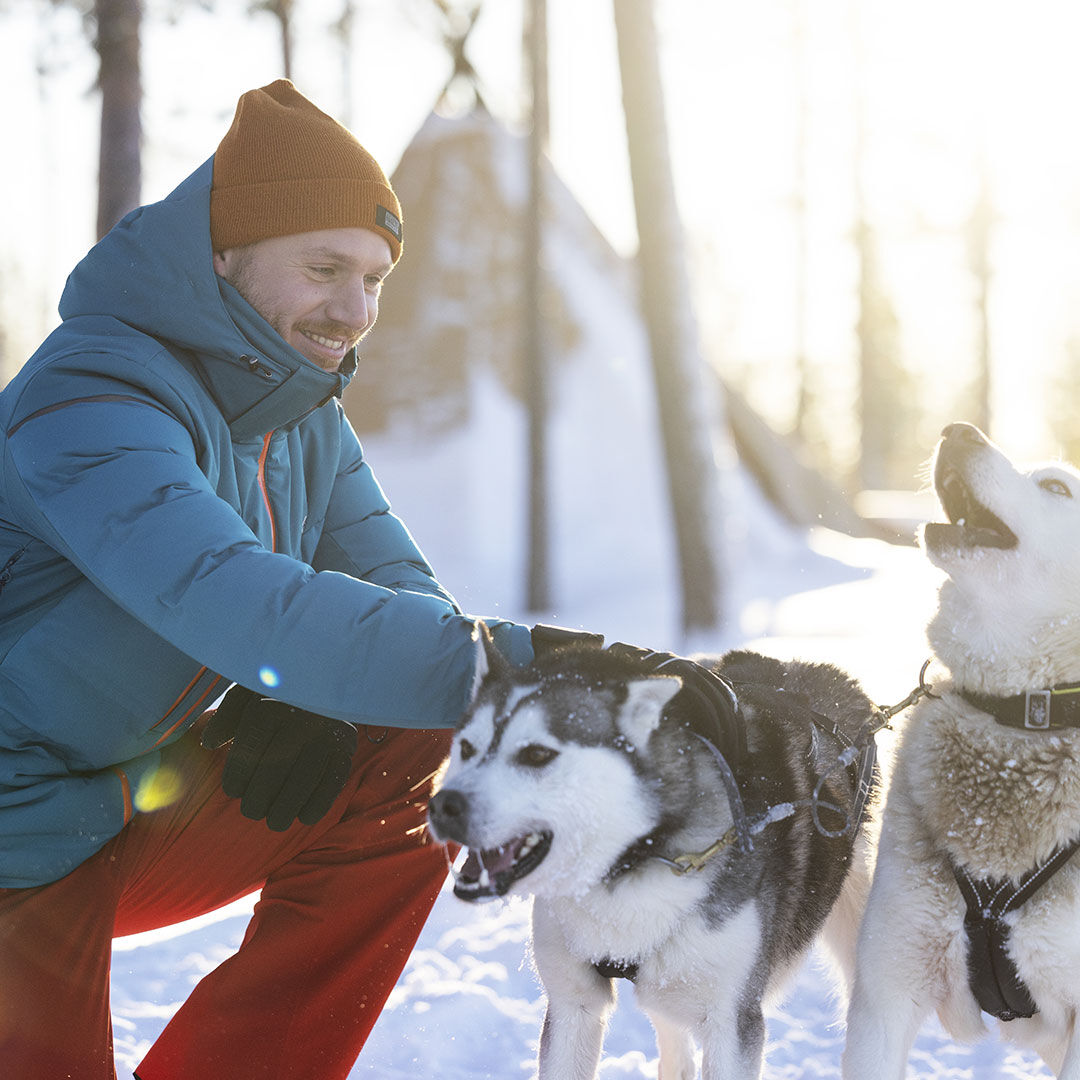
<box><xmin>428</xmin><ymin>631</ymin><xmax>878</xmax><ymax>1079</ymax></box>
<box><xmin>844</xmin><ymin>423</ymin><xmax>1080</xmax><ymax>1079</ymax></box>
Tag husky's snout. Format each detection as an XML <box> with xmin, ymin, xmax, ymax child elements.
<box><xmin>429</xmin><ymin>779</ymin><xmax>555</xmax><ymax>901</ymax></box>
<box><xmin>934</xmin><ymin>422</ymin><xmax>990</xmax><ymax>484</ymax></box>
<box><xmin>428</xmin><ymin>787</ymin><xmax>470</xmax><ymax>845</ymax></box>
<box><xmin>924</xmin><ymin>421</ymin><xmax>1017</xmax><ymax>554</ymax></box>
<box><xmin>939</xmin><ymin>420</ymin><xmax>987</xmax><ymax>449</ymax></box>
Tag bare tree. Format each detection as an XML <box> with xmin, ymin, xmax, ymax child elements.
<box><xmin>93</xmin><ymin>0</ymin><xmax>143</xmax><ymax>239</ymax></box>
<box><xmin>853</xmin><ymin>216</ymin><xmax>906</xmax><ymax>489</ymax></box>
<box><xmin>429</xmin><ymin>0</ymin><xmax>486</xmax><ymax>113</ymax></box>
<box><xmin>522</xmin><ymin>0</ymin><xmax>550</xmax><ymax>610</ymax></box>
<box><xmin>791</xmin><ymin>0</ymin><xmax>812</xmax><ymax>440</ymax></box>
<box><xmin>851</xmin><ymin>0</ymin><xmax>915</xmax><ymax>491</ymax></box>
<box><xmin>612</xmin><ymin>0</ymin><xmax>727</xmax><ymax>634</ymax></box>
<box><xmin>251</xmin><ymin>0</ymin><xmax>295</xmax><ymax>80</ymax></box>
<box><xmin>966</xmin><ymin>149</ymin><xmax>994</xmax><ymax>433</ymax></box>
<box><xmin>331</xmin><ymin>0</ymin><xmax>357</xmax><ymax>126</ymax></box>
<box><xmin>40</xmin><ymin>0</ymin><xmax>143</xmax><ymax>238</ymax></box>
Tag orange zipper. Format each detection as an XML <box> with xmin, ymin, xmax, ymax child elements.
<box><xmin>111</xmin><ymin>766</ymin><xmax>133</xmax><ymax>824</ymax></box>
<box><xmin>152</xmin><ymin>672</ymin><xmax>223</xmax><ymax>748</ymax></box>
<box><xmin>257</xmin><ymin>431</ymin><xmax>278</xmax><ymax>553</ymax></box>
<box><xmin>152</xmin><ymin>667</ymin><xmax>208</xmax><ymax>729</ymax></box>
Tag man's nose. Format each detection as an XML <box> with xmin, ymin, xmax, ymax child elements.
<box><xmin>327</xmin><ymin>281</ymin><xmax>373</xmax><ymax>332</ymax></box>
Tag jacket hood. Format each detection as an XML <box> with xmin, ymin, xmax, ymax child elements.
<box><xmin>57</xmin><ymin>157</ymin><xmax>355</xmax><ymax>439</ymax></box>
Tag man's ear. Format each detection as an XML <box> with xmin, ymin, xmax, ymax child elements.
<box><xmin>617</xmin><ymin>675</ymin><xmax>682</xmax><ymax>750</ymax></box>
<box><xmin>212</xmin><ymin>250</ymin><xmax>232</xmax><ymax>277</ymax></box>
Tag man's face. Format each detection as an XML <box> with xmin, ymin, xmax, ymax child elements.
<box><xmin>213</xmin><ymin>227</ymin><xmax>394</xmax><ymax>372</ymax></box>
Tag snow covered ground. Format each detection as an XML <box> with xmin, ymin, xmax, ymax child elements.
<box><xmin>109</xmin><ymin>527</ymin><xmax>1055</xmax><ymax>1078</ymax></box>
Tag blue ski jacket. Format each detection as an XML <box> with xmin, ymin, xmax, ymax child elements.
<box><xmin>0</xmin><ymin>157</ymin><xmax>533</xmax><ymax>887</ymax></box>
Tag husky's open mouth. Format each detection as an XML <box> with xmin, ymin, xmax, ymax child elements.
<box><xmin>925</xmin><ymin>466</ymin><xmax>1018</xmax><ymax>550</ymax></box>
<box><xmin>452</xmin><ymin>830</ymin><xmax>553</xmax><ymax>900</ymax></box>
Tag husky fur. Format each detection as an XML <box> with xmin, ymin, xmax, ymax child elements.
<box><xmin>843</xmin><ymin>422</ymin><xmax>1080</xmax><ymax>1079</ymax></box>
<box><xmin>428</xmin><ymin>633</ymin><xmax>877</xmax><ymax>1080</ymax></box>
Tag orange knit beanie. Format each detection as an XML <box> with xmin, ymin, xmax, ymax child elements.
<box><xmin>210</xmin><ymin>79</ymin><xmax>403</xmax><ymax>262</ymax></box>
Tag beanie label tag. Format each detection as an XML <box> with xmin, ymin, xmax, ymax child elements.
<box><xmin>376</xmin><ymin>205</ymin><xmax>402</xmax><ymax>241</ymax></box>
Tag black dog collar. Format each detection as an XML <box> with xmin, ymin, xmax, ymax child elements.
<box><xmin>959</xmin><ymin>683</ymin><xmax>1080</xmax><ymax>731</ymax></box>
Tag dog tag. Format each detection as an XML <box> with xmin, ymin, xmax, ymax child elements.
<box><xmin>1024</xmin><ymin>690</ymin><xmax>1051</xmax><ymax>730</ymax></box>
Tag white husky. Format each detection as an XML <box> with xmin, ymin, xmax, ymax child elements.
<box><xmin>843</xmin><ymin>422</ymin><xmax>1080</xmax><ymax>1079</ymax></box>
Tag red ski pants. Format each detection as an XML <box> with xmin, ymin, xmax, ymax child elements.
<box><xmin>0</xmin><ymin>715</ymin><xmax>452</xmax><ymax>1079</ymax></box>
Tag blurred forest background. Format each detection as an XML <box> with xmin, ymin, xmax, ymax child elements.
<box><xmin>2</xmin><ymin>0</ymin><xmax>1080</xmax><ymax>636</ymax></box>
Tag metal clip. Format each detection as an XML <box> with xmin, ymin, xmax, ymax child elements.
<box><xmin>1025</xmin><ymin>690</ymin><xmax>1052</xmax><ymax>729</ymax></box>
<box><xmin>670</xmin><ymin>828</ymin><xmax>737</xmax><ymax>875</ymax></box>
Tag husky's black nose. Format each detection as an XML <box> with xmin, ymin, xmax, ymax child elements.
<box><xmin>941</xmin><ymin>422</ymin><xmax>986</xmax><ymax>446</ymax></box>
<box><xmin>428</xmin><ymin>788</ymin><xmax>470</xmax><ymax>842</ymax></box>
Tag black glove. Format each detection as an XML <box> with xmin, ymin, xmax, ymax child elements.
<box><xmin>201</xmin><ymin>685</ymin><xmax>359</xmax><ymax>831</ymax></box>
<box><xmin>530</xmin><ymin>623</ymin><xmax>605</xmax><ymax>659</ymax></box>
<box><xmin>604</xmin><ymin>643</ymin><xmax>745</xmax><ymax>764</ymax></box>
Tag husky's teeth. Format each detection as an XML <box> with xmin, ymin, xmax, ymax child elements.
<box><xmin>519</xmin><ymin>832</ymin><xmax>542</xmax><ymax>856</ymax></box>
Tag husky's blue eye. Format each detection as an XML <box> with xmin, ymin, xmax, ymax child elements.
<box><xmin>1039</xmin><ymin>477</ymin><xmax>1072</xmax><ymax>498</ymax></box>
<box><xmin>516</xmin><ymin>744</ymin><xmax>559</xmax><ymax>768</ymax></box>
<box><xmin>459</xmin><ymin>739</ymin><xmax>477</xmax><ymax>761</ymax></box>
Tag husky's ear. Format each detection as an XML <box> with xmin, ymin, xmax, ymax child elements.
<box><xmin>470</xmin><ymin>621</ymin><xmax>510</xmax><ymax>701</ymax></box>
<box><xmin>617</xmin><ymin>675</ymin><xmax>682</xmax><ymax>750</ymax></box>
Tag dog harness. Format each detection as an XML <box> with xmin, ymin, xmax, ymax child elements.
<box><xmin>950</xmin><ymin>683</ymin><xmax>1080</xmax><ymax>1020</ymax></box>
<box><xmin>951</xmin><ymin>838</ymin><xmax>1080</xmax><ymax>1021</ymax></box>
<box><xmin>592</xmin><ymin>678</ymin><xmax>883</xmax><ymax>983</ymax></box>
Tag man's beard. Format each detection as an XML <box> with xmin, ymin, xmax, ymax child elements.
<box><xmin>222</xmin><ymin>252</ymin><xmax>358</xmax><ymax>370</ymax></box>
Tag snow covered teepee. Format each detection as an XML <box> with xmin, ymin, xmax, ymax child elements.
<box><xmin>342</xmin><ymin>106</ymin><xmax>840</xmax><ymax>649</ymax></box>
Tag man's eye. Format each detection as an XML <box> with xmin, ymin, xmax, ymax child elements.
<box><xmin>309</xmin><ymin>266</ymin><xmax>335</xmax><ymax>278</ymax></box>
<box><xmin>365</xmin><ymin>276</ymin><xmax>384</xmax><ymax>293</ymax></box>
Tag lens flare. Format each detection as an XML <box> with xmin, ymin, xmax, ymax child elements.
<box><xmin>258</xmin><ymin>666</ymin><xmax>281</xmax><ymax>689</ymax></box>
<box><xmin>133</xmin><ymin>766</ymin><xmax>183</xmax><ymax>813</ymax></box>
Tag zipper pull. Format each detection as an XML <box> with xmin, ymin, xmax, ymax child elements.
<box><xmin>240</xmin><ymin>354</ymin><xmax>275</xmax><ymax>380</ymax></box>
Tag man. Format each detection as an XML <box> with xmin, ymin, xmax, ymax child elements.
<box><xmin>0</xmin><ymin>80</ymin><xmax>540</xmax><ymax>1078</ymax></box>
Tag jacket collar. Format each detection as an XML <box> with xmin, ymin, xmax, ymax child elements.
<box><xmin>213</xmin><ymin>277</ymin><xmax>356</xmax><ymax>439</ymax></box>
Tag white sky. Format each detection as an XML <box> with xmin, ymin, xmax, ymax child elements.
<box><xmin>5</xmin><ymin>0</ymin><xmax>1080</xmax><ymax>469</ymax></box>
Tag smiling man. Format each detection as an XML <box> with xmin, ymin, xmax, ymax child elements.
<box><xmin>0</xmin><ymin>80</ymin><xmax>539</xmax><ymax>1079</ymax></box>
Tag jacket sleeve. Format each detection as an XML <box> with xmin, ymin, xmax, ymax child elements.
<box><xmin>2</xmin><ymin>373</ymin><xmax>484</xmax><ymax>728</ymax></box>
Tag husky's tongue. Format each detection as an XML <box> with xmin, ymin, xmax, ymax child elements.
<box><xmin>460</xmin><ymin>844</ymin><xmax>519</xmax><ymax>880</ymax></box>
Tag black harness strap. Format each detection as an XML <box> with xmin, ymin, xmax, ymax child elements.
<box><xmin>593</xmin><ymin>958</ymin><xmax>639</xmax><ymax>982</ymax></box>
<box><xmin>952</xmin><ymin>835</ymin><xmax>1080</xmax><ymax>1021</ymax></box>
<box><xmin>731</xmin><ymin>684</ymin><xmax>882</xmax><ymax>839</ymax></box>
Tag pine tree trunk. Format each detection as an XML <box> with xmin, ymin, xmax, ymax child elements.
<box><xmin>968</xmin><ymin>157</ymin><xmax>993</xmax><ymax>433</ymax></box>
<box><xmin>94</xmin><ymin>0</ymin><xmax>142</xmax><ymax>240</ymax></box>
<box><xmin>524</xmin><ymin>0</ymin><xmax>550</xmax><ymax>611</ymax></box>
<box><xmin>612</xmin><ymin>0</ymin><xmax>726</xmax><ymax>634</ymax></box>
<box><xmin>274</xmin><ymin>0</ymin><xmax>295</xmax><ymax>81</ymax></box>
